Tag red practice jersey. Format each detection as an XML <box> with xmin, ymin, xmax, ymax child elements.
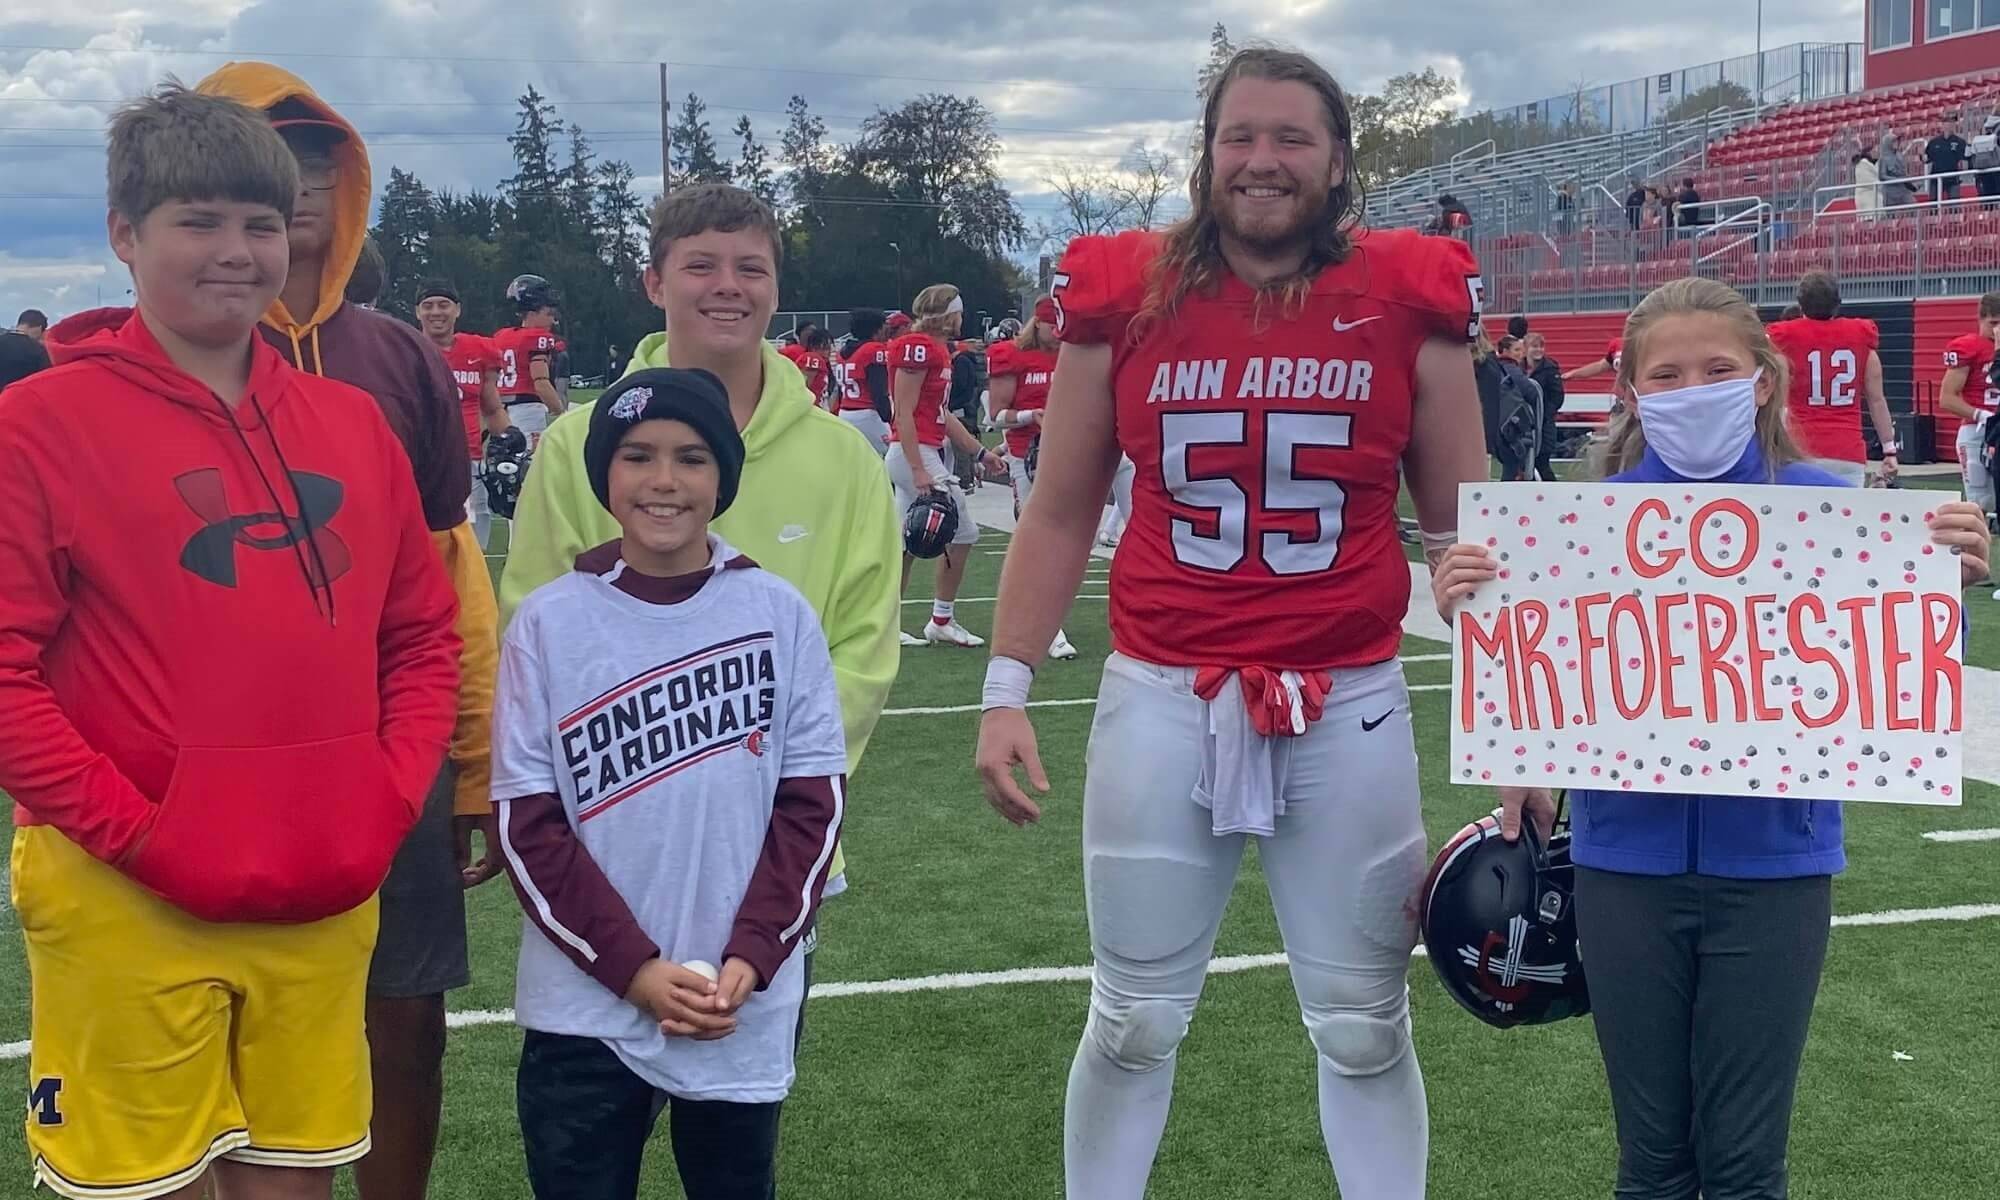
<box><xmin>1768</xmin><ymin>316</ymin><xmax>1879</xmax><ymax>462</ymax></box>
<box><xmin>987</xmin><ymin>340</ymin><xmax>1056</xmax><ymax>459</ymax></box>
<box><xmin>1053</xmin><ymin>227</ymin><xmax>1482</xmax><ymax>670</ymax></box>
<box><xmin>439</xmin><ymin>332</ymin><xmax>500</xmax><ymax>458</ymax></box>
<box><xmin>492</xmin><ymin>325</ymin><xmax>558</xmax><ymax>398</ymax></box>
<box><xmin>836</xmin><ymin>341</ymin><xmax>887</xmax><ymax>413</ymax></box>
<box><xmin>886</xmin><ymin>332</ymin><xmax>952</xmax><ymax>447</ymax></box>
<box><xmin>793</xmin><ymin>350</ymin><xmax>832</xmax><ymax>405</ymax></box>
<box><xmin>1944</xmin><ymin>333</ymin><xmax>2000</xmax><ymax>413</ymax></box>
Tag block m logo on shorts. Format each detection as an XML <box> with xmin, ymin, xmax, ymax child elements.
<box><xmin>28</xmin><ymin>1077</ymin><xmax>62</xmax><ymax>1126</ymax></box>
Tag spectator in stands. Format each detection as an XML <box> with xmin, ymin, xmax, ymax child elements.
<box><xmin>1676</xmin><ymin>177</ymin><xmax>1703</xmax><ymax>230</ymax></box>
<box><xmin>1923</xmin><ymin>120</ymin><xmax>1970</xmax><ymax>206</ymax></box>
<box><xmin>0</xmin><ymin>308</ymin><xmax>51</xmax><ymax>390</ymax></box>
<box><xmin>1556</xmin><ymin>181</ymin><xmax>1577</xmax><ymax>234</ymax></box>
<box><xmin>1431</xmin><ymin>193</ymin><xmax>1473</xmax><ymax>240</ymax></box>
<box><xmin>1492</xmin><ymin>335</ymin><xmax>1543</xmax><ymax>482</ymax></box>
<box><xmin>1851</xmin><ymin>147</ymin><xmax>1882</xmax><ymax>220</ymax></box>
<box><xmin>1525</xmin><ymin>332</ymin><xmax>1565</xmax><ymax>481</ymax></box>
<box><xmin>1878</xmin><ymin>131</ymin><xmax>1917</xmax><ymax>208</ymax></box>
<box><xmin>1474</xmin><ymin>331</ymin><xmax>1508</xmax><ymax>474</ymax></box>
<box><xmin>1625</xmin><ymin>178</ymin><xmax>1646</xmax><ymax>231</ymax></box>
<box><xmin>1970</xmin><ymin>115</ymin><xmax>2000</xmax><ymax>209</ymax></box>
<box><xmin>1506</xmin><ymin>315</ymin><xmax>1530</xmax><ymax>341</ymax></box>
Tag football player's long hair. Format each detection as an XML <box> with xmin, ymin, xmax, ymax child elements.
<box><xmin>1594</xmin><ymin>277</ymin><xmax>1803</xmax><ymax>481</ymax></box>
<box><xmin>1136</xmin><ymin>47</ymin><xmax>1364</xmax><ymax>339</ymax></box>
<box><xmin>1014</xmin><ymin>297</ymin><xmax>1057</xmax><ymax>352</ymax></box>
<box><xmin>911</xmin><ymin>283</ymin><xmax>963</xmax><ymax>338</ymax></box>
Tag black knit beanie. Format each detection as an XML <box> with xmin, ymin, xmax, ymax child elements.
<box><xmin>584</xmin><ymin>368</ymin><xmax>745</xmax><ymax>517</ymax></box>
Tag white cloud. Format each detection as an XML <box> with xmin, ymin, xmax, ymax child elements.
<box><xmin>0</xmin><ymin>0</ymin><xmax>1865</xmax><ymax>319</ymax></box>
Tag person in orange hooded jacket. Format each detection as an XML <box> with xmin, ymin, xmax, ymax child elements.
<box><xmin>196</xmin><ymin>62</ymin><xmax>501</xmax><ymax>1200</ymax></box>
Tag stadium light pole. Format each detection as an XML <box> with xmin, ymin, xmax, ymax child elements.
<box><xmin>1755</xmin><ymin>0</ymin><xmax>1764</xmax><ymax>107</ymax></box>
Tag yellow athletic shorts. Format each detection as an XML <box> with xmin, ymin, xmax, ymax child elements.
<box><xmin>12</xmin><ymin>826</ymin><xmax>379</xmax><ymax>1199</ymax></box>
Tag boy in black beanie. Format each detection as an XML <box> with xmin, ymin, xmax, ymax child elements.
<box><xmin>493</xmin><ymin>366</ymin><xmax>846</xmax><ymax>1200</ymax></box>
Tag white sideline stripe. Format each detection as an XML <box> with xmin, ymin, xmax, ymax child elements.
<box><xmin>3</xmin><ymin>900</ymin><xmax>1965</xmax><ymax>1058</ymax></box>
<box><xmin>1921</xmin><ymin>828</ymin><xmax>2000</xmax><ymax>843</ymax></box>
<box><xmin>902</xmin><ymin>595</ymin><xmax>1109</xmax><ymax>606</ymax></box>
<box><xmin>883</xmin><ymin>685</ymin><xmax>1454</xmax><ymax>717</ymax></box>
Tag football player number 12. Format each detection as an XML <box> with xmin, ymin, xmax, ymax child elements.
<box><xmin>1805</xmin><ymin>348</ymin><xmax>1857</xmax><ymax>406</ymax></box>
<box><xmin>1162</xmin><ymin>410</ymin><xmax>1350</xmax><ymax>575</ymax></box>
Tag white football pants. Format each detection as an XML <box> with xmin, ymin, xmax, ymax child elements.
<box><xmin>1956</xmin><ymin>418</ymin><xmax>1994</xmax><ymax>514</ymax></box>
<box><xmin>1066</xmin><ymin>652</ymin><xmax>1431</xmax><ymax>1200</ymax></box>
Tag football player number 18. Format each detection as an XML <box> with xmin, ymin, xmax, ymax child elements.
<box><xmin>1163</xmin><ymin>410</ymin><xmax>1350</xmax><ymax>575</ymax></box>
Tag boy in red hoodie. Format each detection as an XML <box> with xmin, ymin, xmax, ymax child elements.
<box><xmin>0</xmin><ymin>85</ymin><xmax>460</xmax><ymax>1200</ymax></box>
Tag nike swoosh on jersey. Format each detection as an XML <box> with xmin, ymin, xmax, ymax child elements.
<box><xmin>1361</xmin><ymin>709</ymin><xmax>1396</xmax><ymax>732</ymax></box>
<box><xmin>1332</xmin><ymin>315</ymin><xmax>1383</xmax><ymax>332</ymax></box>
<box><xmin>778</xmin><ymin>526</ymin><xmax>811</xmax><ymax>544</ymax></box>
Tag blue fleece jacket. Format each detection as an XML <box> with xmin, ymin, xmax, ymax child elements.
<box><xmin>1569</xmin><ymin>441</ymin><xmax>1851</xmax><ymax>879</ymax></box>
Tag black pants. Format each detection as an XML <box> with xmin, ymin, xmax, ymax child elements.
<box><xmin>1978</xmin><ymin>170</ymin><xmax>2000</xmax><ymax>206</ymax></box>
<box><xmin>1574</xmin><ymin>868</ymin><xmax>1832</xmax><ymax>1200</ymax></box>
<box><xmin>518</xmin><ymin>1031</ymin><xmax>783</xmax><ymax>1200</ymax></box>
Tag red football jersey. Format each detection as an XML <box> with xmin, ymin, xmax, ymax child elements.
<box><xmin>440</xmin><ymin>332</ymin><xmax>500</xmax><ymax>458</ymax></box>
<box><xmin>836</xmin><ymin>341</ymin><xmax>887</xmax><ymax>413</ymax></box>
<box><xmin>1944</xmin><ymin>333</ymin><xmax>2000</xmax><ymax>413</ymax></box>
<box><xmin>1054</xmin><ymin>227</ymin><xmax>1483</xmax><ymax>670</ymax></box>
<box><xmin>492</xmin><ymin>326</ymin><xmax>558</xmax><ymax>397</ymax></box>
<box><xmin>1768</xmin><ymin>316</ymin><xmax>1879</xmax><ymax>462</ymax></box>
<box><xmin>886</xmin><ymin>332</ymin><xmax>952</xmax><ymax>447</ymax></box>
<box><xmin>987</xmin><ymin>341</ymin><xmax>1056</xmax><ymax>458</ymax></box>
<box><xmin>793</xmin><ymin>350</ymin><xmax>831</xmax><ymax>404</ymax></box>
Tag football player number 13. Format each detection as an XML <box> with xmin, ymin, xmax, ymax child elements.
<box><xmin>1162</xmin><ymin>410</ymin><xmax>1350</xmax><ymax>575</ymax></box>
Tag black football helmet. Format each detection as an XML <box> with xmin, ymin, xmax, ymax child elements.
<box><xmin>903</xmin><ymin>490</ymin><xmax>959</xmax><ymax>559</ymax></box>
<box><xmin>506</xmin><ymin>273</ymin><xmax>558</xmax><ymax>313</ymax></box>
<box><xmin>1420</xmin><ymin>799</ymin><xmax>1589</xmax><ymax>1029</ymax></box>
<box><xmin>483</xmin><ymin>426</ymin><xmax>532</xmax><ymax>520</ymax></box>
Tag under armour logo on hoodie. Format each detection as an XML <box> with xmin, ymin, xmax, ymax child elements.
<box><xmin>175</xmin><ymin>467</ymin><xmax>352</xmax><ymax>589</ymax></box>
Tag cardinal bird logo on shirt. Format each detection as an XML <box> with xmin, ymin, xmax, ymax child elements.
<box><xmin>744</xmin><ymin>728</ymin><xmax>767</xmax><ymax>758</ymax></box>
<box><xmin>174</xmin><ymin>467</ymin><xmax>352</xmax><ymax>589</ymax></box>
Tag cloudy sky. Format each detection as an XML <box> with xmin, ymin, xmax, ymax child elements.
<box><xmin>0</xmin><ymin>0</ymin><xmax>1862</xmax><ymax>323</ymax></box>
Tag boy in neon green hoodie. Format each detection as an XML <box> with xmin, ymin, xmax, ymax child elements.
<box><xmin>502</xmin><ymin>184</ymin><xmax>901</xmax><ymax>898</ymax></box>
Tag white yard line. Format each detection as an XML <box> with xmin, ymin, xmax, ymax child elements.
<box><xmin>902</xmin><ymin>595</ymin><xmax>1109</xmax><ymax>606</ymax></box>
<box><xmin>1921</xmin><ymin>828</ymin><xmax>2000</xmax><ymax>843</ymax></box>
<box><xmin>3</xmin><ymin>900</ymin><xmax>1968</xmax><ymax>1058</ymax></box>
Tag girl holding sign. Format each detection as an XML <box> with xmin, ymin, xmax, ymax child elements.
<box><xmin>1433</xmin><ymin>277</ymin><xmax>1990</xmax><ymax>1200</ymax></box>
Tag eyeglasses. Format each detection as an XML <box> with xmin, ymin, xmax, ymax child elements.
<box><xmin>296</xmin><ymin>155</ymin><xmax>339</xmax><ymax>191</ymax></box>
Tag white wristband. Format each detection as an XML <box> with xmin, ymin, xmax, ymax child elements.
<box><xmin>982</xmin><ymin>656</ymin><xmax>1035</xmax><ymax>710</ymax></box>
<box><xmin>1419</xmin><ymin>528</ymin><xmax>1459</xmax><ymax>555</ymax></box>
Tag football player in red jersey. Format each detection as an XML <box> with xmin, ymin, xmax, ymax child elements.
<box><xmin>834</xmin><ymin>308</ymin><xmax>893</xmax><ymax>450</ymax></box>
<box><xmin>1563</xmin><ymin>335</ymin><xmax>1624</xmax><ymax>383</ymax></box>
<box><xmin>415</xmin><ymin>279</ymin><xmax>511</xmax><ymax>547</ymax></box>
<box><xmin>1766</xmin><ymin>273</ymin><xmax>1897</xmax><ymax>487</ymax></box>
<box><xmin>887</xmin><ymin>283</ymin><xmax>1007</xmax><ymax>648</ymax></box>
<box><xmin>1940</xmin><ymin>291</ymin><xmax>2000</xmax><ymax>521</ymax></box>
<box><xmin>988</xmin><ymin>298</ymin><xmax>1077</xmax><ymax>661</ymax></box>
<box><xmin>793</xmin><ymin>325</ymin><xmax>835</xmax><ymax>408</ymax></box>
<box><xmin>975</xmin><ymin>49</ymin><xmax>1485</xmax><ymax>1200</ymax></box>
<box><xmin>492</xmin><ymin>274</ymin><xmax>565</xmax><ymax>449</ymax></box>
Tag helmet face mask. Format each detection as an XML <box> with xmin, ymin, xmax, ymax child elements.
<box><xmin>483</xmin><ymin>426</ymin><xmax>533</xmax><ymax>519</ymax></box>
<box><xmin>902</xmin><ymin>490</ymin><xmax>959</xmax><ymax>559</ymax></box>
<box><xmin>1420</xmin><ymin>799</ymin><xmax>1590</xmax><ymax>1029</ymax></box>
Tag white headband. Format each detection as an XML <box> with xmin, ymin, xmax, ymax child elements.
<box><xmin>945</xmin><ymin>295</ymin><xmax>964</xmax><ymax>315</ymax></box>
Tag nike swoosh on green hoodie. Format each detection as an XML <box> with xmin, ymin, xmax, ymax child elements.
<box><xmin>500</xmin><ymin>336</ymin><xmax>903</xmax><ymax>879</ymax></box>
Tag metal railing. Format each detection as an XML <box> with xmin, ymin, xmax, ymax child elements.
<box><xmin>1449</xmin><ymin>140</ymin><xmax>1496</xmax><ymax>183</ymax></box>
<box><xmin>1812</xmin><ymin>169</ymin><xmax>2000</xmax><ymax>221</ymax></box>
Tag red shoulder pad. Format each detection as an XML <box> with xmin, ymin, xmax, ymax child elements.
<box><xmin>985</xmin><ymin>339</ymin><xmax>1018</xmax><ymax>377</ymax></box>
<box><xmin>1051</xmin><ymin>231</ymin><xmax>1158</xmax><ymax>345</ymax></box>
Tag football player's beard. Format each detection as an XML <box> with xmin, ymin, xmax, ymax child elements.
<box><xmin>1215</xmin><ymin>180</ymin><xmax>1324</xmax><ymax>256</ymax></box>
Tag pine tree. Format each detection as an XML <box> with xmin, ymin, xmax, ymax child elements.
<box><xmin>594</xmin><ymin>158</ymin><xmax>647</xmax><ymax>283</ymax></box>
<box><xmin>372</xmin><ymin>167</ymin><xmax>436</xmax><ymax>309</ymax></box>
<box><xmin>504</xmin><ymin>86</ymin><xmax>562</xmax><ymax>234</ymax></box>
<box><xmin>734</xmin><ymin>115</ymin><xmax>778</xmax><ymax>208</ymax></box>
<box><xmin>1197</xmin><ymin>23</ymin><xmax>1235</xmax><ymax>97</ymax></box>
<box><xmin>668</xmin><ymin>93</ymin><xmax>728</xmax><ymax>187</ymax></box>
<box><xmin>563</xmin><ymin>122</ymin><xmax>598</xmax><ymax>247</ymax></box>
<box><xmin>779</xmin><ymin>94</ymin><xmax>832</xmax><ymax>213</ymax></box>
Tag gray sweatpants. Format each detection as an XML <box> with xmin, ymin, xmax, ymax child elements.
<box><xmin>1574</xmin><ymin>867</ymin><xmax>1832</xmax><ymax>1200</ymax></box>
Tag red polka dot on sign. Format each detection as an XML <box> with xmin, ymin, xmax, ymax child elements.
<box><xmin>1611</xmin><ymin>565</ymin><xmax>1621</xmax><ymax>575</ymax></box>
<box><xmin>1605</xmin><ymin>496</ymin><xmax>1617</xmax><ymax>506</ymax></box>
<box><xmin>1806</xmin><ymin>540</ymin><xmax>1816</xmax><ymax>549</ymax></box>
<box><xmin>1481</xmin><ymin>771</ymin><xmax>1492</xmax><ymax>781</ymax></box>
<box><xmin>1732</xmin><ymin>654</ymin><xmax>1745</xmax><ymax>666</ymax></box>
<box><xmin>1901</xmin><ymin>692</ymin><xmax>1912</xmax><ymax>703</ymax></box>
<box><xmin>1616</xmin><ymin>751</ymin><xmax>1629</xmax><ymax>762</ymax></box>
<box><xmin>1773</xmin><ymin>558</ymin><xmax>1784</xmax><ymax>568</ymax></box>
<box><xmin>1922</xmin><ymin>545</ymin><xmax>1935</xmax><ymax>556</ymax></box>
<box><xmin>1720</xmin><ymin>533</ymin><xmax>1733</xmax><ymax>545</ymax></box>
<box><xmin>1579</xmin><ymin>743</ymin><xmax>1591</xmax><ymax>753</ymax></box>
<box><xmin>1777</xmin><ymin>782</ymin><xmax>1789</xmax><ymax>794</ymax></box>
<box><xmin>1591</xmin><ymin>765</ymin><xmax>1603</xmax><ymax>776</ymax></box>
<box><xmin>1925</xmin><ymin>511</ymin><xmax>1936</xmax><ymax>521</ymax></box>
<box><xmin>1557</xmin><ymin>636</ymin><xmax>1570</xmax><ymax>647</ymax></box>
<box><xmin>1566</xmin><ymin>661</ymin><xmax>1577</xmax><ymax>671</ymax></box>
<box><xmin>1486</xmin><ymin>537</ymin><xmax>1498</xmax><ymax>547</ymax></box>
<box><xmin>1842</xmin><ymin>508</ymin><xmax>1851</xmax><ymax>517</ymax></box>
<box><xmin>1847</xmin><ymin>761</ymin><xmax>1859</xmax><ymax>772</ymax></box>
<box><xmin>1525</xmin><ymin>536</ymin><xmax>1537</xmax><ymax>547</ymax></box>
<box><xmin>1499</xmin><ymin>569</ymin><xmax>1511</xmax><ymax>579</ymax></box>
<box><xmin>1797</xmin><ymin>512</ymin><xmax>1808</xmax><ymax>522</ymax></box>
<box><xmin>1622</xmin><ymin>779</ymin><xmax>1634</xmax><ymax>790</ymax></box>
<box><xmin>1515</xmin><ymin>746</ymin><xmax>1527</xmax><ymax>757</ymax></box>
<box><xmin>1881</xmin><ymin>531</ymin><xmax>1893</xmax><ymax>543</ymax></box>
<box><xmin>1834</xmin><ymin>736</ymin><xmax>1845</xmax><ymax>746</ymax></box>
<box><xmin>1484</xmin><ymin>701</ymin><xmax>1497</xmax><ymax>714</ymax></box>
<box><xmin>1702</xmin><ymin>766</ymin><xmax>1713</xmax><ymax>776</ymax></box>
<box><xmin>1559</xmin><ymin>598</ymin><xmax>1571</xmax><ymax>609</ymax></box>
<box><xmin>1910</xmin><ymin>757</ymin><xmax>1924</xmax><ymax>768</ymax></box>
<box><xmin>1465</xmin><ymin>754</ymin><xmax>1475</xmax><ymax>762</ymax></box>
<box><xmin>1943</xmin><ymin>785</ymin><xmax>1954</xmax><ymax>796</ymax></box>
<box><xmin>1481</xmin><ymin>508</ymin><xmax>1490</xmax><ymax>516</ymax></box>
<box><xmin>1579</xmin><ymin>546</ymin><xmax>1592</xmax><ymax>556</ymax></box>
<box><xmin>1545</xmin><ymin>763</ymin><xmax>1556</xmax><ymax>772</ymax></box>
<box><xmin>1550</xmin><ymin>565</ymin><xmax>1561</xmax><ymax>577</ymax></box>
<box><xmin>1654</xmin><ymin>774</ymin><xmax>1666</xmax><ymax>784</ymax></box>
<box><xmin>1815</xmin><ymin>567</ymin><xmax>1826</xmax><ymax>578</ymax></box>
<box><xmin>1519</xmin><ymin>516</ymin><xmax>1531</xmax><ymax>527</ymax></box>
<box><xmin>1572</xmin><ymin>715</ymin><xmax>1584</xmax><ymax>725</ymax></box>
<box><xmin>1628</xmin><ymin>658</ymin><xmax>1642</xmax><ymax>670</ymax></box>
<box><xmin>1859</xmin><ymin>551</ymin><xmax>1870</xmax><ymax>563</ymax></box>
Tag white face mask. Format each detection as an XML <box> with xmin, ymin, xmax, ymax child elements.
<box><xmin>1634</xmin><ymin>370</ymin><xmax>1761</xmax><ymax>479</ymax></box>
